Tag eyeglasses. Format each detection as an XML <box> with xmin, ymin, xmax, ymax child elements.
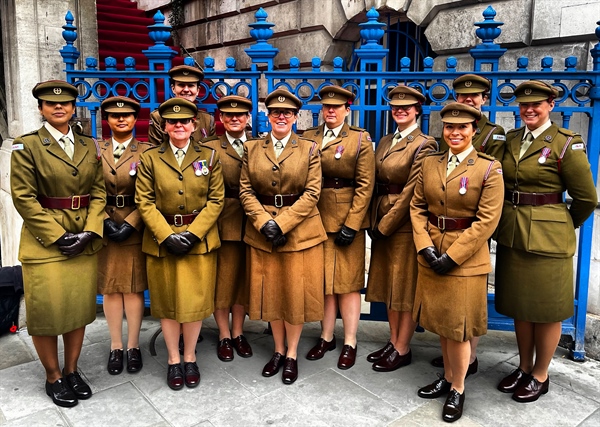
<box><xmin>268</xmin><ymin>110</ymin><xmax>295</xmax><ymax>118</ymax></box>
<box><xmin>391</xmin><ymin>105</ymin><xmax>414</xmax><ymax>112</ymax></box>
<box><xmin>221</xmin><ymin>112</ymin><xmax>249</xmax><ymax>119</ymax></box>
<box><xmin>166</xmin><ymin>118</ymin><xmax>193</xmax><ymax>125</ymax></box>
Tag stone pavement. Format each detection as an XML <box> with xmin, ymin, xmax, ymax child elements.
<box><xmin>1</xmin><ymin>315</ymin><xmax>599</xmax><ymax>427</ymax></box>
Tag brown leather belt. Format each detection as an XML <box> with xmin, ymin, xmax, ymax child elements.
<box><xmin>505</xmin><ymin>191</ymin><xmax>562</xmax><ymax>206</ymax></box>
<box><xmin>257</xmin><ymin>193</ymin><xmax>301</xmax><ymax>207</ymax></box>
<box><xmin>38</xmin><ymin>194</ymin><xmax>91</xmax><ymax>210</ymax></box>
<box><xmin>163</xmin><ymin>213</ymin><xmax>198</xmax><ymax>226</ymax></box>
<box><xmin>225</xmin><ymin>186</ymin><xmax>240</xmax><ymax>199</ymax></box>
<box><xmin>428</xmin><ymin>213</ymin><xmax>475</xmax><ymax>230</ymax></box>
<box><xmin>322</xmin><ymin>177</ymin><xmax>355</xmax><ymax>189</ymax></box>
<box><xmin>107</xmin><ymin>195</ymin><xmax>135</xmax><ymax>208</ymax></box>
<box><xmin>376</xmin><ymin>182</ymin><xmax>403</xmax><ymax>195</ymax></box>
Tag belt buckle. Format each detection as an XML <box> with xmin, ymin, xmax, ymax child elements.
<box><xmin>334</xmin><ymin>178</ymin><xmax>340</xmax><ymax>188</ymax></box>
<box><xmin>116</xmin><ymin>195</ymin><xmax>125</xmax><ymax>208</ymax></box>
<box><xmin>511</xmin><ymin>191</ymin><xmax>520</xmax><ymax>205</ymax></box>
<box><xmin>71</xmin><ymin>195</ymin><xmax>81</xmax><ymax>210</ymax></box>
<box><xmin>437</xmin><ymin>216</ymin><xmax>446</xmax><ymax>230</ymax></box>
<box><xmin>174</xmin><ymin>214</ymin><xmax>184</xmax><ymax>227</ymax></box>
<box><xmin>274</xmin><ymin>194</ymin><xmax>283</xmax><ymax>208</ymax></box>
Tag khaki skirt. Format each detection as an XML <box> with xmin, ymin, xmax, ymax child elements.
<box><xmin>147</xmin><ymin>252</ymin><xmax>216</xmax><ymax>323</ymax></box>
<box><xmin>97</xmin><ymin>241</ymin><xmax>147</xmax><ymax>295</ymax></box>
<box><xmin>247</xmin><ymin>244</ymin><xmax>324</xmax><ymax>325</ymax></box>
<box><xmin>324</xmin><ymin>231</ymin><xmax>366</xmax><ymax>295</ymax></box>
<box><xmin>412</xmin><ymin>265</ymin><xmax>488</xmax><ymax>342</ymax></box>
<box><xmin>495</xmin><ymin>245</ymin><xmax>574</xmax><ymax>322</ymax></box>
<box><xmin>215</xmin><ymin>241</ymin><xmax>248</xmax><ymax>310</ymax></box>
<box><xmin>365</xmin><ymin>230</ymin><xmax>418</xmax><ymax>312</ymax></box>
<box><xmin>23</xmin><ymin>255</ymin><xmax>97</xmax><ymax>336</ymax></box>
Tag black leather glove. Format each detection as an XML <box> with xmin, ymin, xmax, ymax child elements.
<box><xmin>59</xmin><ymin>231</ymin><xmax>94</xmax><ymax>256</ymax></box>
<box><xmin>55</xmin><ymin>232</ymin><xmax>76</xmax><ymax>246</ymax></box>
<box><xmin>371</xmin><ymin>228</ymin><xmax>387</xmax><ymax>240</ymax></box>
<box><xmin>419</xmin><ymin>246</ymin><xmax>440</xmax><ymax>268</ymax></box>
<box><xmin>334</xmin><ymin>225</ymin><xmax>357</xmax><ymax>246</ymax></box>
<box><xmin>260</xmin><ymin>220</ymin><xmax>283</xmax><ymax>242</ymax></box>
<box><xmin>108</xmin><ymin>222</ymin><xmax>135</xmax><ymax>243</ymax></box>
<box><xmin>179</xmin><ymin>231</ymin><xmax>200</xmax><ymax>252</ymax></box>
<box><xmin>103</xmin><ymin>218</ymin><xmax>120</xmax><ymax>236</ymax></box>
<box><xmin>164</xmin><ymin>234</ymin><xmax>192</xmax><ymax>256</ymax></box>
<box><xmin>431</xmin><ymin>253</ymin><xmax>457</xmax><ymax>275</ymax></box>
<box><xmin>272</xmin><ymin>234</ymin><xmax>287</xmax><ymax>247</ymax></box>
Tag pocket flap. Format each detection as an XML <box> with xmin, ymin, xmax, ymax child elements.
<box><xmin>531</xmin><ymin>207</ymin><xmax>567</xmax><ymax>222</ymax></box>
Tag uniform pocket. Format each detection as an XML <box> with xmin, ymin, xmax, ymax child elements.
<box><xmin>527</xmin><ymin>206</ymin><xmax>572</xmax><ymax>256</ymax></box>
<box><xmin>335</xmin><ymin>190</ymin><xmax>354</xmax><ymax>204</ymax></box>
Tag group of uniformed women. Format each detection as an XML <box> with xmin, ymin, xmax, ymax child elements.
<box><xmin>10</xmin><ymin>74</ymin><xmax>597</xmax><ymax>423</ymax></box>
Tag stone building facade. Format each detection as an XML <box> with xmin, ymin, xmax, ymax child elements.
<box><xmin>1</xmin><ymin>0</ymin><xmax>599</xmax><ymax>355</ymax></box>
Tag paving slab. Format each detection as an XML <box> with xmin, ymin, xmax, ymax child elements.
<box><xmin>0</xmin><ymin>333</ymin><xmax>35</xmax><ymax>370</ymax></box>
<box><xmin>0</xmin><ymin>407</ymin><xmax>70</xmax><ymax>427</ymax></box>
<box><xmin>389</xmin><ymin>400</ymin><xmax>483</xmax><ymax>426</ymax></box>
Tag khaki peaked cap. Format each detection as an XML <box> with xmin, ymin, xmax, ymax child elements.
<box><xmin>217</xmin><ymin>95</ymin><xmax>252</xmax><ymax>113</ymax></box>
<box><xmin>440</xmin><ymin>102</ymin><xmax>482</xmax><ymax>123</ymax></box>
<box><xmin>265</xmin><ymin>88</ymin><xmax>302</xmax><ymax>110</ymax></box>
<box><xmin>388</xmin><ymin>84</ymin><xmax>426</xmax><ymax>106</ymax></box>
<box><xmin>101</xmin><ymin>96</ymin><xmax>140</xmax><ymax>114</ymax></box>
<box><xmin>318</xmin><ymin>85</ymin><xmax>355</xmax><ymax>105</ymax></box>
<box><xmin>158</xmin><ymin>98</ymin><xmax>198</xmax><ymax>119</ymax></box>
<box><xmin>32</xmin><ymin>80</ymin><xmax>78</xmax><ymax>102</ymax></box>
<box><xmin>514</xmin><ymin>80</ymin><xmax>559</xmax><ymax>103</ymax></box>
<box><xmin>169</xmin><ymin>65</ymin><xmax>204</xmax><ymax>83</ymax></box>
<box><xmin>453</xmin><ymin>74</ymin><xmax>491</xmax><ymax>94</ymax></box>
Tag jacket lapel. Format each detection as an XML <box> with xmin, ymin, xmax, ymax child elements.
<box><xmin>521</xmin><ymin>124</ymin><xmax>558</xmax><ymax>161</ymax></box>
<box><xmin>447</xmin><ymin>149</ymin><xmax>477</xmax><ymax>183</ymax></box>
<box><xmin>276</xmin><ymin>132</ymin><xmax>299</xmax><ymax>164</ymax></box>
<box><xmin>39</xmin><ymin>127</ymin><xmax>72</xmax><ymax>164</ymax></box>
<box><xmin>262</xmin><ymin>135</ymin><xmax>279</xmax><ymax>166</ymax></box>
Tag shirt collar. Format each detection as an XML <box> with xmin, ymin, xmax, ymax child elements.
<box><xmin>395</xmin><ymin>123</ymin><xmax>419</xmax><ymax>139</ymax></box>
<box><xmin>226</xmin><ymin>132</ymin><xmax>247</xmax><ymax>144</ymax></box>
<box><xmin>449</xmin><ymin>145</ymin><xmax>474</xmax><ymax>164</ymax></box>
<box><xmin>526</xmin><ymin>119</ymin><xmax>552</xmax><ymax>140</ymax></box>
<box><xmin>112</xmin><ymin>137</ymin><xmax>133</xmax><ymax>150</ymax></box>
<box><xmin>44</xmin><ymin>122</ymin><xmax>74</xmax><ymax>144</ymax></box>
<box><xmin>271</xmin><ymin>132</ymin><xmax>292</xmax><ymax>148</ymax></box>
<box><xmin>324</xmin><ymin>122</ymin><xmax>345</xmax><ymax>138</ymax></box>
<box><xmin>169</xmin><ymin>140</ymin><xmax>191</xmax><ymax>155</ymax></box>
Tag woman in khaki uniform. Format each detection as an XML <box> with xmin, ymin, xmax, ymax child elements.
<box><xmin>411</xmin><ymin>103</ymin><xmax>503</xmax><ymax>422</ymax></box>
<box><xmin>136</xmin><ymin>98</ymin><xmax>224</xmax><ymax>390</ymax></box>
<box><xmin>302</xmin><ymin>85</ymin><xmax>375</xmax><ymax>370</ymax></box>
<box><xmin>10</xmin><ymin>80</ymin><xmax>105</xmax><ymax>407</ymax></box>
<box><xmin>495</xmin><ymin>81</ymin><xmax>597</xmax><ymax>403</ymax></box>
<box><xmin>98</xmin><ymin>97</ymin><xmax>152</xmax><ymax>375</ymax></box>
<box><xmin>240</xmin><ymin>88</ymin><xmax>326</xmax><ymax>385</ymax></box>
<box><xmin>202</xmin><ymin>95</ymin><xmax>253</xmax><ymax>362</ymax></box>
<box><xmin>365</xmin><ymin>85</ymin><xmax>437</xmax><ymax>372</ymax></box>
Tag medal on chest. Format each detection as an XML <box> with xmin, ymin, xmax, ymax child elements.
<box><xmin>335</xmin><ymin>145</ymin><xmax>345</xmax><ymax>160</ymax></box>
<box><xmin>193</xmin><ymin>160</ymin><xmax>208</xmax><ymax>176</ymax></box>
<box><xmin>129</xmin><ymin>161</ymin><xmax>139</xmax><ymax>176</ymax></box>
<box><xmin>459</xmin><ymin>177</ymin><xmax>468</xmax><ymax>195</ymax></box>
<box><xmin>538</xmin><ymin>147</ymin><xmax>551</xmax><ymax>164</ymax></box>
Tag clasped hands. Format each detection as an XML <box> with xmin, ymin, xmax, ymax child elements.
<box><xmin>260</xmin><ymin>220</ymin><xmax>287</xmax><ymax>247</ymax></box>
<box><xmin>56</xmin><ymin>231</ymin><xmax>94</xmax><ymax>256</ymax></box>
<box><xmin>419</xmin><ymin>246</ymin><xmax>457</xmax><ymax>275</ymax></box>
<box><xmin>164</xmin><ymin>231</ymin><xmax>199</xmax><ymax>255</ymax></box>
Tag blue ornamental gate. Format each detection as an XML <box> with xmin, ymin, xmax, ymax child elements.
<box><xmin>59</xmin><ymin>6</ymin><xmax>599</xmax><ymax>360</ymax></box>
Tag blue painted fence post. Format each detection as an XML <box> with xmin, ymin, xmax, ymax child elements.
<box><xmin>60</xmin><ymin>11</ymin><xmax>80</xmax><ymax>72</ymax></box>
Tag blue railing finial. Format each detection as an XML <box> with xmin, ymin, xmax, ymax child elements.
<box><xmin>245</xmin><ymin>7</ymin><xmax>279</xmax><ymax>71</ymax></box>
<box><xmin>60</xmin><ymin>11</ymin><xmax>80</xmax><ymax>71</ymax></box>
<box><xmin>359</xmin><ymin>7</ymin><xmax>385</xmax><ymax>49</ymax></box>
<box><xmin>146</xmin><ymin>10</ymin><xmax>172</xmax><ymax>50</ymax></box>
<box><xmin>470</xmin><ymin>6</ymin><xmax>506</xmax><ymax>71</ymax></box>
<box><xmin>590</xmin><ymin>20</ymin><xmax>600</xmax><ymax>71</ymax></box>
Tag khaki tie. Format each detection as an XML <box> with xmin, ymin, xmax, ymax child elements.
<box><xmin>61</xmin><ymin>136</ymin><xmax>74</xmax><ymax>160</ymax></box>
<box><xmin>519</xmin><ymin>132</ymin><xmax>534</xmax><ymax>159</ymax></box>
<box><xmin>447</xmin><ymin>155</ymin><xmax>459</xmax><ymax>177</ymax></box>
<box><xmin>175</xmin><ymin>149</ymin><xmax>185</xmax><ymax>166</ymax></box>
<box><xmin>232</xmin><ymin>139</ymin><xmax>244</xmax><ymax>157</ymax></box>
<box><xmin>390</xmin><ymin>132</ymin><xmax>402</xmax><ymax>149</ymax></box>
<box><xmin>274</xmin><ymin>140</ymin><xmax>284</xmax><ymax>158</ymax></box>
<box><xmin>322</xmin><ymin>129</ymin><xmax>334</xmax><ymax>148</ymax></box>
<box><xmin>113</xmin><ymin>143</ymin><xmax>125</xmax><ymax>163</ymax></box>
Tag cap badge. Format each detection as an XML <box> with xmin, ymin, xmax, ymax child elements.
<box><xmin>398</xmin><ymin>93</ymin><xmax>405</xmax><ymax>99</ymax></box>
<box><xmin>173</xmin><ymin>105</ymin><xmax>181</xmax><ymax>113</ymax></box>
<box><xmin>465</xmin><ymin>81</ymin><xmax>472</xmax><ymax>88</ymax></box>
<box><xmin>182</xmin><ymin>71</ymin><xmax>189</xmax><ymax>75</ymax></box>
<box><xmin>451</xmin><ymin>110</ymin><xmax>460</xmax><ymax>117</ymax></box>
<box><xmin>53</xmin><ymin>88</ymin><xmax>62</xmax><ymax>95</ymax></box>
<box><xmin>328</xmin><ymin>92</ymin><xmax>335</xmax><ymax>98</ymax></box>
<box><xmin>524</xmin><ymin>88</ymin><xmax>532</xmax><ymax>95</ymax></box>
<box><xmin>116</xmin><ymin>102</ymin><xmax>124</xmax><ymax>108</ymax></box>
<box><xmin>231</xmin><ymin>102</ymin><xmax>237</xmax><ymax>108</ymax></box>
<box><xmin>278</xmin><ymin>96</ymin><xmax>286</xmax><ymax>103</ymax></box>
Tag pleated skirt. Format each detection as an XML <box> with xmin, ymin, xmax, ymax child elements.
<box><xmin>323</xmin><ymin>231</ymin><xmax>366</xmax><ymax>295</ymax></box>
<box><xmin>214</xmin><ymin>241</ymin><xmax>248</xmax><ymax>310</ymax></box>
<box><xmin>97</xmin><ymin>241</ymin><xmax>148</xmax><ymax>295</ymax></box>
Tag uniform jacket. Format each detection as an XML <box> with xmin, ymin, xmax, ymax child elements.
<box><xmin>100</xmin><ymin>138</ymin><xmax>153</xmax><ymax>246</ymax></box>
<box><xmin>439</xmin><ymin>115</ymin><xmax>505</xmax><ymax>160</ymax></box>
<box><xmin>135</xmin><ymin>140</ymin><xmax>224</xmax><ymax>257</ymax></box>
<box><xmin>410</xmin><ymin>149</ymin><xmax>504</xmax><ymax>276</ymax></box>
<box><xmin>371</xmin><ymin>128</ymin><xmax>438</xmax><ymax>236</ymax></box>
<box><xmin>10</xmin><ymin>126</ymin><xmax>106</xmax><ymax>263</ymax></box>
<box><xmin>303</xmin><ymin>123</ymin><xmax>375</xmax><ymax>232</ymax></box>
<box><xmin>148</xmin><ymin>109</ymin><xmax>215</xmax><ymax>145</ymax></box>
<box><xmin>201</xmin><ymin>132</ymin><xmax>251</xmax><ymax>241</ymax></box>
<box><xmin>239</xmin><ymin>131</ymin><xmax>327</xmax><ymax>252</ymax></box>
<box><xmin>495</xmin><ymin>123</ymin><xmax>597</xmax><ymax>258</ymax></box>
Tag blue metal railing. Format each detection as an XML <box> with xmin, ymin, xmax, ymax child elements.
<box><xmin>60</xmin><ymin>5</ymin><xmax>599</xmax><ymax>360</ymax></box>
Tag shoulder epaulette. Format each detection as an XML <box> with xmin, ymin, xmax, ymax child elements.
<box><xmin>477</xmin><ymin>152</ymin><xmax>495</xmax><ymax>161</ymax></box>
<box><xmin>201</xmin><ymin>135</ymin><xmax>220</xmax><ymax>142</ymax></box>
<box><xmin>299</xmin><ymin>136</ymin><xmax>316</xmax><ymax>142</ymax></box>
<box><xmin>419</xmin><ymin>133</ymin><xmax>436</xmax><ymax>141</ymax></box>
<box><xmin>427</xmin><ymin>150</ymin><xmax>445</xmax><ymax>157</ymax></box>
<box><xmin>138</xmin><ymin>141</ymin><xmax>154</xmax><ymax>147</ymax></box>
<box><xmin>557</xmin><ymin>127</ymin><xmax>577</xmax><ymax>137</ymax></box>
<box><xmin>506</xmin><ymin>128</ymin><xmax>522</xmax><ymax>135</ymax></box>
<box><xmin>21</xmin><ymin>129</ymin><xmax>39</xmax><ymax>137</ymax></box>
<box><xmin>349</xmin><ymin>125</ymin><xmax>365</xmax><ymax>132</ymax></box>
<box><xmin>304</xmin><ymin>126</ymin><xmax>318</xmax><ymax>131</ymax></box>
